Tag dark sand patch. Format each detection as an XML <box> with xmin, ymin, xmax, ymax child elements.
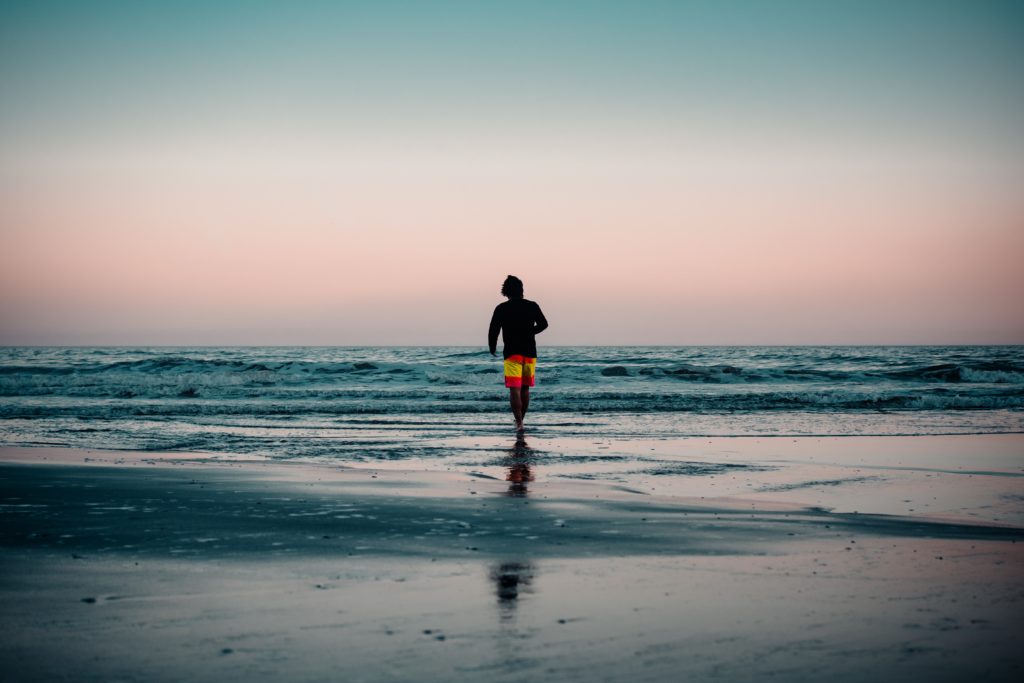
<box><xmin>757</xmin><ymin>475</ymin><xmax>883</xmax><ymax>492</ymax></box>
<box><xmin>4</xmin><ymin>462</ymin><xmax>1018</xmax><ymax>562</ymax></box>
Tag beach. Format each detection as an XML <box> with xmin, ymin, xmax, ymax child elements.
<box><xmin>2</xmin><ymin>434</ymin><xmax>1022</xmax><ymax>682</ymax></box>
<box><xmin>3</xmin><ymin>0</ymin><xmax>1023</xmax><ymax>677</ymax></box>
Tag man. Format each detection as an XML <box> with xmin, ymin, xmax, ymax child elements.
<box><xmin>488</xmin><ymin>275</ymin><xmax>549</xmax><ymax>433</ymax></box>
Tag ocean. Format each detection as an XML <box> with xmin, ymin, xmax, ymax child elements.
<box><xmin>1</xmin><ymin>346</ymin><xmax>1021</xmax><ymax>461</ymax></box>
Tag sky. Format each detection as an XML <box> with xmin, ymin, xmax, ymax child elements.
<box><xmin>1</xmin><ymin>0</ymin><xmax>1022</xmax><ymax>345</ymax></box>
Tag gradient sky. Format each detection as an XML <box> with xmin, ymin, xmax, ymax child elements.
<box><xmin>1</xmin><ymin>0</ymin><xmax>1022</xmax><ymax>345</ymax></box>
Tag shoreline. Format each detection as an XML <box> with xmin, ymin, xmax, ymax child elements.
<box><xmin>6</xmin><ymin>431</ymin><xmax>1022</xmax><ymax>525</ymax></box>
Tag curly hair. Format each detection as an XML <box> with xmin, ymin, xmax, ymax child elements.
<box><xmin>501</xmin><ymin>275</ymin><xmax>524</xmax><ymax>299</ymax></box>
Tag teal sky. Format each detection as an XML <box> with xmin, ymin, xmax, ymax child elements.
<box><xmin>1</xmin><ymin>1</ymin><xmax>1022</xmax><ymax>344</ymax></box>
<box><xmin>3</xmin><ymin>1</ymin><xmax>1023</xmax><ymax>145</ymax></box>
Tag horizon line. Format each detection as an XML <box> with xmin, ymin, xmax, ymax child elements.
<box><xmin>2</xmin><ymin>343</ymin><xmax>1022</xmax><ymax>349</ymax></box>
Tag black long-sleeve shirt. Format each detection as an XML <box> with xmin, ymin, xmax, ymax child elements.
<box><xmin>488</xmin><ymin>298</ymin><xmax>548</xmax><ymax>359</ymax></box>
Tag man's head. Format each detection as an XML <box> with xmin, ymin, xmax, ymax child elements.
<box><xmin>501</xmin><ymin>275</ymin><xmax>524</xmax><ymax>299</ymax></box>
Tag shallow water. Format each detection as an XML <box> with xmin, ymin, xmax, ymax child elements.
<box><xmin>1</xmin><ymin>346</ymin><xmax>1021</xmax><ymax>460</ymax></box>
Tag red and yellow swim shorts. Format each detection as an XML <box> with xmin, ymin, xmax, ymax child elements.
<box><xmin>503</xmin><ymin>355</ymin><xmax>536</xmax><ymax>388</ymax></box>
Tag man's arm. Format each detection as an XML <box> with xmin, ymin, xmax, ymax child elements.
<box><xmin>533</xmin><ymin>303</ymin><xmax>549</xmax><ymax>335</ymax></box>
<box><xmin>488</xmin><ymin>306</ymin><xmax>501</xmax><ymax>355</ymax></box>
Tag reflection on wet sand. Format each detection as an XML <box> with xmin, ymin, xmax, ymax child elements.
<box><xmin>490</xmin><ymin>561</ymin><xmax>536</xmax><ymax>623</ymax></box>
<box><xmin>491</xmin><ymin>436</ymin><xmax>538</xmax><ymax>624</ymax></box>
<box><xmin>504</xmin><ymin>436</ymin><xmax>535</xmax><ymax>497</ymax></box>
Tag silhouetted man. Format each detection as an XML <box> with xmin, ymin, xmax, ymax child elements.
<box><xmin>488</xmin><ymin>275</ymin><xmax>548</xmax><ymax>433</ymax></box>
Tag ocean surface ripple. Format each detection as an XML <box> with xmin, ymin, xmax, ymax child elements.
<box><xmin>1</xmin><ymin>346</ymin><xmax>1021</xmax><ymax>458</ymax></box>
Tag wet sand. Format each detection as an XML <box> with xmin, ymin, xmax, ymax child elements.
<box><xmin>1</xmin><ymin>438</ymin><xmax>1023</xmax><ymax>682</ymax></box>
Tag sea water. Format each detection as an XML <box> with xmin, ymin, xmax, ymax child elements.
<box><xmin>0</xmin><ymin>346</ymin><xmax>1021</xmax><ymax>460</ymax></box>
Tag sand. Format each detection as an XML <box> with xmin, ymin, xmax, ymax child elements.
<box><xmin>1</xmin><ymin>437</ymin><xmax>1022</xmax><ymax>682</ymax></box>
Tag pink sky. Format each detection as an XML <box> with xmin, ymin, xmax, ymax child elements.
<box><xmin>2</xmin><ymin>137</ymin><xmax>1021</xmax><ymax>344</ymax></box>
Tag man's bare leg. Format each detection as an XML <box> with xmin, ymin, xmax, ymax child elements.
<box><xmin>509</xmin><ymin>388</ymin><xmax>524</xmax><ymax>431</ymax></box>
<box><xmin>520</xmin><ymin>387</ymin><xmax>530</xmax><ymax>421</ymax></box>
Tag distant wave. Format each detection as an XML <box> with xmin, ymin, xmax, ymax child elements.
<box><xmin>884</xmin><ymin>362</ymin><xmax>1024</xmax><ymax>384</ymax></box>
<box><xmin>2</xmin><ymin>346</ymin><xmax>1021</xmax><ymax>455</ymax></box>
<box><xmin>438</xmin><ymin>350</ymin><xmax>490</xmax><ymax>359</ymax></box>
<box><xmin>2</xmin><ymin>354</ymin><xmax>1022</xmax><ymax>398</ymax></box>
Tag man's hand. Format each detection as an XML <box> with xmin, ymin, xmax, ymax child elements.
<box><xmin>490</xmin><ymin>350</ymin><xmax>497</xmax><ymax>357</ymax></box>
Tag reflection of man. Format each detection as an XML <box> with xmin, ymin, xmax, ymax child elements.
<box><xmin>491</xmin><ymin>437</ymin><xmax>537</xmax><ymax>626</ymax></box>
<box><xmin>506</xmin><ymin>451</ymin><xmax>534</xmax><ymax>497</ymax></box>
<box><xmin>504</xmin><ymin>436</ymin><xmax>535</xmax><ymax>497</ymax></box>
<box><xmin>488</xmin><ymin>275</ymin><xmax>549</xmax><ymax>433</ymax></box>
<box><xmin>490</xmin><ymin>562</ymin><xmax>535</xmax><ymax>623</ymax></box>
